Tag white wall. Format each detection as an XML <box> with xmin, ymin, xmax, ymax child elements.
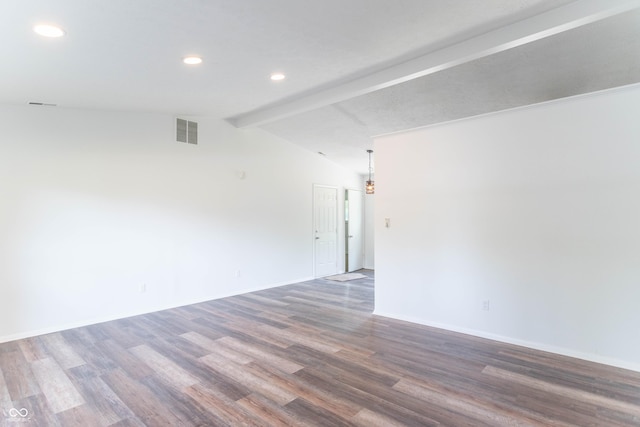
<box><xmin>374</xmin><ymin>84</ymin><xmax>640</xmax><ymax>372</ymax></box>
<box><xmin>0</xmin><ymin>105</ymin><xmax>361</xmax><ymax>342</ymax></box>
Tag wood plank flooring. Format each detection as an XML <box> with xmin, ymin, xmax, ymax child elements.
<box><xmin>1</xmin><ymin>270</ymin><xmax>639</xmax><ymax>426</ymax></box>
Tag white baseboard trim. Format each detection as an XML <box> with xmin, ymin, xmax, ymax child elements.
<box><xmin>0</xmin><ymin>276</ymin><xmax>313</xmax><ymax>344</ymax></box>
<box><xmin>373</xmin><ymin>310</ymin><xmax>640</xmax><ymax>373</ymax></box>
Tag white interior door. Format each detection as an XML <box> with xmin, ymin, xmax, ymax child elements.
<box><xmin>346</xmin><ymin>189</ymin><xmax>363</xmax><ymax>272</ymax></box>
<box><xmin>314</xmin><ymin>185</ymin><xmax>338</xmax><ymax>277</ymax></box>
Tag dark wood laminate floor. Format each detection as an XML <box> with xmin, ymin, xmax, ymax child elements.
<box><xmin>1</xmin><ymin>270</ymin><xmax>639</xmax><ymax>426</ymax></box>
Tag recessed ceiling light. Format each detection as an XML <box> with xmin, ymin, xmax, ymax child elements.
<box><xmin>270</xmin><ymin>73</ymin><xmax>286</xmax><ymax>81</ymax></box>
<box><xmin>183</xmin><ymin>56</ymin><xmax>203</xmax><ymax>65</ymax></box>
<box><xmin>33</xmin><ymin>24</ymin><xmax>65</xmax><ymax>38</ymax></box>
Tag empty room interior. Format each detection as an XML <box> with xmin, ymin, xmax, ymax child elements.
<box><xmin>1</xmin><ymin>1</ymin><xmax>640</xmax><ymax>425</ymax></box>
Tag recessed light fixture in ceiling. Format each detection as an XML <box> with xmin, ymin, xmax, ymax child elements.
<box><xmin>33</xmin><ymin>24</ymin><xmax>65</xmax><ymax>38</ymax></box>
<box><xmin>183</xmin><ymin>56</ymin><xmax>203</xmax><ymax>65</ymax></box>
<box><xmin>270</xmin><ymin>73</ymin><xmax>286</xmax><ymax>81</ymax></box>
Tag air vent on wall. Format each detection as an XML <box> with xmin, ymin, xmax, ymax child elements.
<box><xmin>176</xmin><ymin>118</ymin><xmax>198</xmax><ymax>145</ymax></box>
<box><xmin>28</xmin><ymin>102</ymin><xmax>57</xmax><ymax>107</ymax></box>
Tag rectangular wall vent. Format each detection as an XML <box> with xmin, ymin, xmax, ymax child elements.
<box><xmin>176</xmin><ymin>118</ymin><xmax>198</xmax><ymax>145</ymax></box>
<box><xmin>28</xmin><ymin>102</ymin><xmax>57</xmax><ymax>107</ymax></box>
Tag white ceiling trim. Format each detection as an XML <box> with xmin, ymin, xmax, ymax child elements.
<box><xmin>231</xmin><ymin>0</ymin><xmax>640</xmax><ymax>128</ymax></box>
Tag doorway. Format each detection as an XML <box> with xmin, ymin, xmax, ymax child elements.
<box><xmin>313</xmin><ymin>185</ymin><xmax>338</xmax><ymax>277</ymax></box>
<box><xmin>345</xmin><ymin>189</ymin><xmax>363</xmax><ymax>272</ymax></box>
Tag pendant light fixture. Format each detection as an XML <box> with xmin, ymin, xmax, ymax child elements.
<box><xmin>365</xmin><ymin>149</ymin><xmax>375</xmax><ymax>194</ymax></box>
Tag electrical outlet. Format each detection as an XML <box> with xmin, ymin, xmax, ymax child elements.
<box><xmin>482</xmin><ymin>300</ymin><xmax>490</xmax><ymax>311</ymax></box>
<box><xmin>236</xmin><ymin>270</ymin><xmax>241</xmax><ymax>278</ymax></box>
<box><xmin>140</xmin><ymin>283</ymin><xmax>147</xmax><ymax>293</ymax></box>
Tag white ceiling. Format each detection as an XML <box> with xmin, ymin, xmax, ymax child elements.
<box><xmin>1</xmin><ymin>0</ymin><xmax>639</xmax><ymax>173</ymax></box>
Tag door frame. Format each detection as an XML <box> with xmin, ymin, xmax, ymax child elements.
<box><xmin>345</xmin><ymin>187</ymin><xmax>364</xmax><ymax>272</ymax></box>
<box><xmin>312</xmin><ymin>184</ymin><xmax>339</xmax><ymax>278</ymax></box>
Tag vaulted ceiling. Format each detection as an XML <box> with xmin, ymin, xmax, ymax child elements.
<box><xmin>1</xmin><ymin>0</ymin><xmax>639</xmax><ymax>173</ymax></box>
